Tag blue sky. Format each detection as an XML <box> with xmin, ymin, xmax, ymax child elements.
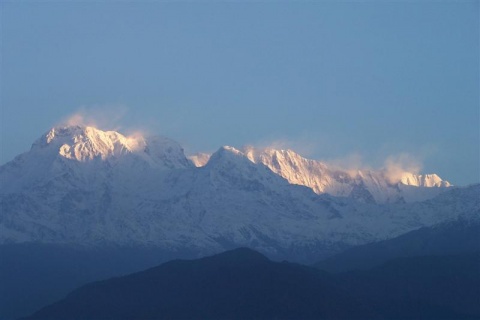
<box><xmin>1</xmin><ymin>1</ymin><xmax>478</xmax><ymax>185</ymax></box>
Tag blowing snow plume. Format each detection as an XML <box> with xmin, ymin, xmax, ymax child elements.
<box><xmin>324</xmin><ymin>153</ymin><xmax>368</xmax><ymax>178</ymax></box>
<box><xmin>246</xmin><ymin>135</ymin><xmax>322</xmax><ymax>159</ymax></box>
<box><xmin>55</xmin><ymin>106</ymin><xmax>165</xmax><ymax>153</ymax></box>
<box><xmin>383</xmin><ymin>153</ymin><xmax>423</xmax><ymax>184</ymax></box>
<box><xmin>59</xmin><ymin>105</ymin><xmax>129</xmax><ymax>132</ymax></box>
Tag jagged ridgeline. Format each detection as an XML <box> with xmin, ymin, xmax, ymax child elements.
<box><xmin>0</xmin><ymin>125</ymin><xmax>472</xmax><ymax>261</ymax></box>
<box><xmin>194</xmin><ymin>145</ymin><xmax>450</xmax><ymax>204</ymax></box>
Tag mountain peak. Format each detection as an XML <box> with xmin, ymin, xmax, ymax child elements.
<box><xmin>45</xmin><ymin>125</ymin><xmax>87</xmax><ymax>141</ymax></box>
<box><xmin>399</xmin><ymin>173</ymin><xmax>451</xmax><ymax>187</ymax></box>
<box><xmin>207</xmin><ymin>146</ymin><xmax>244</xmax><ymax>164</ymax></box>
<box><xmin>236</xmin><ymin>146</ymin><xmax>451</xmax><ymax>203</ymax></box>
<box><xmin>28</xmin><ymin>125</ymin><xmax>191</xmax><ymax>169</ymax></box>
<box><xmin>0</xmin><ymin>125</ymin><xmax>193</xmax><ymax>193</ymax></box>
<box><xmin>32</xmin><ymin>125</ymin><xmax>141</xmax><ymax>162</ymax></box>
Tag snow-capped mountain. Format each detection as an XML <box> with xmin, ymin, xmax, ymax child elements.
<box><xmin>0</xmin><ymin>126</ymin><xmax>192</xmax><ymax>194</ymax></box>
<box><xmin>192</xmin><ymin>146</ymin><xmax>451</xmax><ymax>204</ymax></box>
<box><xmin>0</xmin><ymin>125</ymin><xmax>476</xmax><ymax>262</ymax></box>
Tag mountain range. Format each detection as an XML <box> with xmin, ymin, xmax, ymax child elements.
<box><xmin>1</xmin><ymin>124</ymin><xmax>478</xmax><ymax>319</ymax></box>
<box><xmin>191</xmin><ymin>146</ymin><xmax>451</xmax><ymax>204</ymax></box>
<box><xmin>1</xmin><ymin>125</ymin><xmax>471</xmax><ymax>261</ymax></box>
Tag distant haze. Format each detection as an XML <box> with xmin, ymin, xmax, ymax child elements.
<box><xmin>1</xmin><ymin>2</ymin><xmax>478</xmax><ymax>185</ymax></box>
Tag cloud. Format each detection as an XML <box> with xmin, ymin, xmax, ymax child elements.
<box><xmin>325</xmin><ymin>153</ymin><xmax>368</xmax><ymax>177</ymax></box>
<box><xmin>383</xmin><ymin>153</ymin><xmax>423</xmax><ymax>184</ymax></box>
<box><xmin>59</xmin><ymin>104</ymin><xmax>129</xmax><ymax>131</ymax></box>
<box><xmin>64</xmin><ymin>113</ymin><xmax>85</xmax><ymax>127</ymax></box>
<box><xmin>323</xmin><ymin>152</ymin><xmax>424</xmax><ymax>181</ymax></box>
<box><xmin>246</xmin><ymin>135</ymin><xmax>319</xmax><ymax>158</ymax></box>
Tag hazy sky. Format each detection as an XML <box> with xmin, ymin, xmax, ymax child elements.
<box><xmin>1</xmin><ymin>1</ymin><xmax>478</xmax><ymax>185</ymax></box>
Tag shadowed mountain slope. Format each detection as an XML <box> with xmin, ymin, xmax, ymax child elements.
<box><xmin>24</xmin><ymin>248</ymin><xmax>375</xmax><ymax>320</ymax></box>
<box><xmin>316</xmin><ymin>218</ymin><xmax>480</xmax><ymax>273</ymax></box>
<box><xmin>24</xmin><ymin>249</ymin><xmax>480</xmax><ymax>320</ymax></box>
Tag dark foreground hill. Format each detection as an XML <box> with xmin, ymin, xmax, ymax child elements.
<box><xmin>316</xmin><ymin>218</ymin><xmax>480</xmax><ymax>273</ymax></box>
<box><xmin>25</xmin><ymin>248</ymin><xmax>374</xmax><ymax>320</ymax></box>
<box><xmin>24</xmin><ymin>248</ymin><xmax>480</xmax><ymax>320</ymax></box>
<box><xmin>336</xmin><ymin>253</ymin><xmax>480</xmax><ymax>319</ymax></box>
